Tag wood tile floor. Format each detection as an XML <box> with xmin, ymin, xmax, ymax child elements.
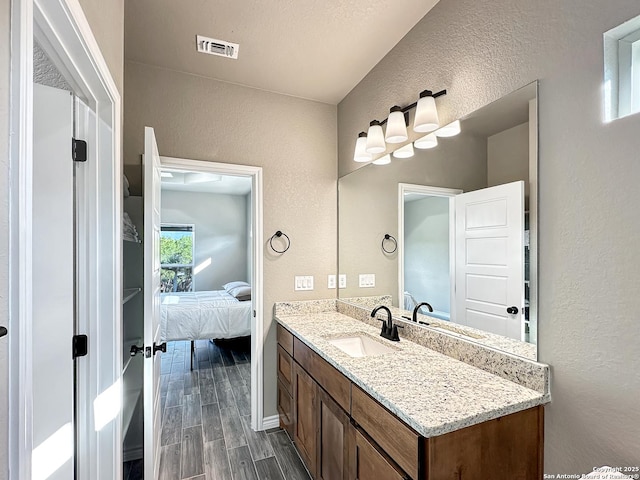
<box><xmin>155</xmin><ymin>338</ymin><xmax>311</xmax><ymax>480</ymax></box>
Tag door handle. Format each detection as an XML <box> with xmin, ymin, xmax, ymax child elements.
<box><xmin>130</xmin><ymin>344</ymin><xmax>144</xmax><ymax>357</ymax></box>
<box><xmin>153</xmin><ymin>342</ymin><xmax>167</xmax><ymax>355</ymax></box>
<box><xmin>0</xmin><ymin>326</ymin><xmax>7</xmax><ymax>338</ymax></box>
<box><xmin>506</xmin><ymin>306</ymin><xmax>519</xmax><ymax>314</ymax></box>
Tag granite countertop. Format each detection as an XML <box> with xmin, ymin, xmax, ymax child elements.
<box><xmin>275</xmin><ymin>311</ymin><xmax>549</xmax><ymax>438</ymax></box>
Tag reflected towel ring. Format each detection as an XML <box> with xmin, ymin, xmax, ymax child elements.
<box><xmin>382</xmin><ymin>234</ymin><xmax>397</xmax><ymax>254</ymax></box>
<box><xmin>269</xmin><ymin>230</ymin><xmax>291</xmax><ymax>254</ymax></box>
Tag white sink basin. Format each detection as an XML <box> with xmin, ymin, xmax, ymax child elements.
<box><xmin>328</xmin><ymin>334</ymin><xmax>397</xmax><ymax>357</ymax></box>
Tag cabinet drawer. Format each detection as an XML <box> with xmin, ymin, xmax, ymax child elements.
<box><xmin>277</xmin><ymin>324</ymin><xmax>293</xmax><ymax>355</ymax></box>
<box><xmin>277</xmin><ymin>345</ymin><xmax>293</xmax><ymax>394</ymax></box>
<box><xmin>277</xmin><ymin>379</ymin><xmax>293</xmax><ymax>436</ymax></box>
<box><xmin>351</xmin><ymin>426</ymin><xmax>406</xmax><ymax>480</ymax></box>
<box><xmin>351</xmin><ymin>385</ymin><xmax>419</xmax><ymax>480</ymax></box>
<box><xmin>293</xmin><ymin>337</ymin><xmax>351</xmax><ymax>412</ymax></box>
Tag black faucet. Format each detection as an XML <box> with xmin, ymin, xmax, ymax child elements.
<box><xmin>370</xmin><ymin>306</ymin><xmax>403</xmax><ymax>341</ymax></box>
<box><xmin>412</xmin><ymin>302</ymin><xmax>433</xmax><ymax>325</ymax></box>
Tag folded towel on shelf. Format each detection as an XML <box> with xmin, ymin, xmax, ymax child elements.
<box><xmin>123</xmin><ymin>212</ymin><xmax>139</xmax><ymax>242</ymax></box>
<box><xmin>123</xmin><ymin>174</ymin><xmax>130</xmax><ymax>197</ymax></box>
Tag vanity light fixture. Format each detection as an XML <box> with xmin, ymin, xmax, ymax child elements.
<box><xmin>385</xmin><ymin>106</ymin><xmax>409</xmax><ymax>144</ymax></box>
<box><xmin>354</xmin><ymin>87</ymin><xmax>447</xmax><ymax>162</ymax></box>
<box><xmin>366</xmin><ymin>120</ymin><xmax>386</xmax><ymax>154</ymax></box>
<box><xmin>353</xmin><ymin>132</ymin><xmax>372</xmax><ymax>162</ymax></box>
<box><xmin>434</xmin><ymin>119</ymin><xmax>461</xmax><ymax>137</ymax></box>
<box><xmin>392</xmin><ymin>143</ymin><xmax>414</xmax><ymax>158</ymax></box>
<box><xmin>413</xmin><ymin>90</ymin><xmax>440</xmax><ymax>132</ymax></box>
<box><xmin>372</xmin><ymin>154</ymin><xmax>391</xmax><ymax>165</ymax></box>
<box><xmin>414</xmin><ymin>132</ymin><xmax>438</xmax><ymax>149</ymax></box>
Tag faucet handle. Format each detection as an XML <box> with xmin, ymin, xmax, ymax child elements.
<box><xmin>375</xmin><ymin>316</ymin><xmax>390</xmax><ymax>334</ymax></box>
<box><xmin>391</xmin><ymin>324</ymin><xmax>404</xmax><ymax>341</ymax></box>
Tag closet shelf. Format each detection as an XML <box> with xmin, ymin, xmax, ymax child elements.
<box><xmin>123</xmin><ymin>237</ymin><xmax>142</xmax><ymax>244</ymax></box>
<box><xmin>123</xmin><ymin>288</ymin><xmax>142</xmax><ymax>305</ymax></box>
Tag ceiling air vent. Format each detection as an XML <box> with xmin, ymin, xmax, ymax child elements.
<box><xmin>196</xmin><ymin>35</ymin><xmax>239</xmax><ymax>59</ymax></box>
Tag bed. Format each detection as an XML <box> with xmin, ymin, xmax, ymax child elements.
<box><xmin>160</xmin><ymin>282</ymin><xmax>252</xmax><ymax>368</ymax></box>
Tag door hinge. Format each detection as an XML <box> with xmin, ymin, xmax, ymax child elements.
<box><xmin>72</xmin><ymin>334</ymin><xmax>88</xmax><ymax>358</ymax></box>
<box><xmin>72</xmin><ymin>138</ymin><xmax>87</xmax><ymax>162</ymax></box>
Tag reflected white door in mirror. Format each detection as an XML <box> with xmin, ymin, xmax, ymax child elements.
<box><xmin>400</xmin><ymin>181</ymin><xmax>525</xmax><ymax>342</ymax></box>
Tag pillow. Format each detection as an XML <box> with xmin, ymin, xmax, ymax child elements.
<box><xmin>227</xmin><ymin>284</ymin><xmax>251</xmax><ymax>302</ymax></box>
<box><xmin>222</xmin><ymin>280</ymin><xmax>249</xmax><ymax>292</ymax></box>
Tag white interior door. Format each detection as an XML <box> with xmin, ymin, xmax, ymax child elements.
<box><xmin>454</xmin><ymin>181</ymin><xmax>524</xmax><ymax>340</ymax></box>
<box><xmin>144</xmin><ymin>126</ymin><xmax>163</xmax><ymax>479</ymax></box>
<box><xmin>32</xmin><ymin>83</ymin><xmax>75</xmax><ymax>480</ymax></box>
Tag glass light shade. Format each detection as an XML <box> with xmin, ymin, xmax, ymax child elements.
<box><xmin>372</xmin><ymin>154</ymin><xmax>391</xmax><ymax>165</ymax></box>
<box><xmin>392</xmin><ymin>143</ymin><xmax>414</xmax><ymax>158</ymax></box>
<box><xmin>366</xmin><ymin>121</ymin><xmax>386</xmax><ymax>154</ymax></box>
<box><xmin>414</xmin><ymin>133</ymin><xmax>438</xmax><ymax>149</ymax></box>
<box><xmin>385</xmin><ymin>108</ymin><xmax>408</xmax><ymax>144</ymax></box>
<box><xmin>434</xmin><ymin>119</ymin><xmax>461</xmax><ymax>137</ymax></box>
<box><xmin>413</xmin><ymin>94</ymin><xmax>440</xmax><ymax>133</ymax></box>
<box><xmin>353</xmin><ymin>133</ymin><xmax>372</xmax><ymax>162</ymax></box>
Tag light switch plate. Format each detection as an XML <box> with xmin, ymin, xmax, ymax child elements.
<box><xmin>338</xmin><ymin>274</ymin><xmax>347</xmax><ymax>289</ymax></box>
<box><xmin>295</xmin><ymin>275</ymin><xmax>314</xmax><ymax>291</ymax></box>
<box><xmin>359</xmin><ymin>274</ymin><xmax>375</xmax><ymax>288</ymax></box>
<box><xmin>328</xmin><ymin>274</ymin><xmax>336</xmax><ymax>289</ymax></box>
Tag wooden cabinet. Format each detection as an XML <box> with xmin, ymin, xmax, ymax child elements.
<box><xmin>277</xmin><ymin>324</ymin><xmax>544</xmax><ymax>480</ymax></box>
<box><xmin>317</xmin><ymin>388</ymin><xmax>349</xmax><ymax>480</ymax></box>
<box><xmin>293</xmin><ymin>362</ymin><xmax>318</xmax><ymax>478</ymax></box>
<box><xmin>350</xmin><ymin>426</ymin><xmax>407</xmax><ymax>480</ymax></box>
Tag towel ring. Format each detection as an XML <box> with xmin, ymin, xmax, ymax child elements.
<box><xmin>381</xmin><ymin>234</ymin><xmax>397</xmax><ymax>254</ymax></box>
<box><xmin>269</xmin><ymin>230</ymin><xmax>291</xmax><ymax>254</ymax></box>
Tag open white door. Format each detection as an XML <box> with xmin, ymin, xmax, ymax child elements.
<box><xmin>454</xmin><ymin>181</ymin><xmax>524</xmax><ymax>340</ymax></box>
<box><xmin>144</xmin><ymin>126</ymin><xmax>163</xmax><ymax>479</ymax></box>
<box><xmin>32</xmin><ymin>84</ymin><xmax>75</xmax><ymax>479</ymax></box>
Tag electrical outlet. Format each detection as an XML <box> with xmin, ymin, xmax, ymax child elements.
<box><xmin>328</xmin><ymin>274</ymin><xmax>336</xmax><ymax>289</ymax></box>
<box><xmin>295</xmin><ymin>275</ymin><xmax>314</xmax><ymax>291</ymax></box>
<box><xmin>338</xmin><ymin>274</ymin><xmax>347</xmax><ymax>289</ymax></box>
<box><xmin>359</xmin><ymin>274</ymin><xmax>375</xmax><ymax>288</ymax></box>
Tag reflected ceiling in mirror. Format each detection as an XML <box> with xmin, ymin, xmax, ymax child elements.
<box><xmin>338</xmin><ymin>82</ymin><xmax>538</xmax><ymax>360</ymax></box>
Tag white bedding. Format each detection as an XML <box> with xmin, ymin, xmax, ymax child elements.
<box><xmin>160</xmin><ymin>290</ymin><xmax>251</xmax><ymax>342</ymax></box>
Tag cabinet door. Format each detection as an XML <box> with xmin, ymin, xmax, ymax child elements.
<box><xmin>350</xmin><ymin>426</ymin><xmax>407</xmax><ymax>480</ymax></box>
<box><xmin>277</xmin><ymin>379</ymin><xmax>293</xmax><ymax>436</ymax></box>
<box><xmin>317</xmin><ymin>388</ymin><xmax>349</xmax><ymax>480</ymax></box>
<box><xmin>293</xmin><ymin>362</ymin><xmax>318</xmax><ymax>477</ymax></box>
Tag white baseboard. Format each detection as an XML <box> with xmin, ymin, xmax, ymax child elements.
<box><xmin>123</xmin><ymin>446</ymin><xmax>144</xmax><ymax>463</ymax></box>
<box><xmin>262</xmin><ymin>414</ymin><xmax>279</xmax><ymax>430</ymax></box>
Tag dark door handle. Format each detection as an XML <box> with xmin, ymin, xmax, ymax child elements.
<box><xmin>507</xmin><ymin>306</ymin><xmax>519</xmax><ymax>314</ymax></box>
<box><xmin>0</xmin><ymin>326</ymin><xmax>7</xmax><ymax>338</ymax></box>
<box><xmin>153</xmin><ymin>342</ymin><xmax>167</xmax><ymax>355</ymax></box>
<box><xmin>130</xmin><ymin>344</ymin><xmax>144</xmax><ymax>357</ymax></box>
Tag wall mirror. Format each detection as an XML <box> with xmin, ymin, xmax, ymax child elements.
<box><xmin>338</xmin><ymin>82</ymin><xmax>538</xmax><ymax>360</ymax></box>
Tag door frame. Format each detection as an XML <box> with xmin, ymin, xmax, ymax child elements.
<box><xmin>397</xmin><ymin>184</ymin><xmax>462</xmax><ymax>315</ymax></box>
<box><xmin>160</xmin><ymin>156</ymin><xmax>266</xmax><ymax>431</ymax></box>
<box><xmin>9</xmin><ymin>0</ymin><xmax>121</xmax><ymax>478</ymax></box>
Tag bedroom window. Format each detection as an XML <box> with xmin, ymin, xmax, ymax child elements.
<box><xmin>160</xmin><ymin>224</ymin><xmax>195</xmax><ymax>292</ymax></box>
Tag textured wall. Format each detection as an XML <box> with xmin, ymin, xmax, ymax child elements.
<box><xmin>124</xmin><ymin>61</ymin><xmax>338</xmax><ymax>417</ymax></box>
<box><xmin>404</xmin><ymin>196</ymin><xmax>451</xmax><ymax>313</ymax></box>
<box><xmin>33</xmin><ymin>42</ymin><xmax>72</xmax><ymax>91</ymax></box>
<box><xmin>161</xmin><ymin>190</ymin><xmax>249</xmax><ymax>292</ymax></box>
<box><xmin>77</xmin><ymin>0</ymin><xmax>124</xmax><ymax>93</ymax></box>
<box><xmin>487</xmin><ymin>122</ymin><xmax>529</xmax><ymax>203</ymax></box>
<box><xmin>0</xmin><ymin>1</ymin><xmax>9</xmax><ymax>477</ymax></box>
<box><xmin>338</xmin><ymin>0</ymin><xmax>640</xmax><ymax>472</ymax></box>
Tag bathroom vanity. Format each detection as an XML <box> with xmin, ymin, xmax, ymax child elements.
<box><xmin>275</xmin><ymin>303</ymin><xmax>549</xmax><ymax>480</ymax></box>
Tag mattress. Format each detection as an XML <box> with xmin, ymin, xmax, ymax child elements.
<box><xmin>160</xmin><ymin>290</ymin><xmax>252</xmax><ymax>342</ymax></box>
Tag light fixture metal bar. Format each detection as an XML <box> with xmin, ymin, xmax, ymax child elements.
<box><xmin>373</xmin><ymin>88</ymin><xmax>447</xmax><ymax>126</ymax></box>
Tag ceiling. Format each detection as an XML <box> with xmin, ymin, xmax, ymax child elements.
<box><xmin>161</xmin><ymin>169</ymin><xmax>252</xmax><ymax>195</ymax></box>
<box><xmin>125</xmin><ymin>0</ymin><xmax>441</xmax><ymax>104</ymax></box>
